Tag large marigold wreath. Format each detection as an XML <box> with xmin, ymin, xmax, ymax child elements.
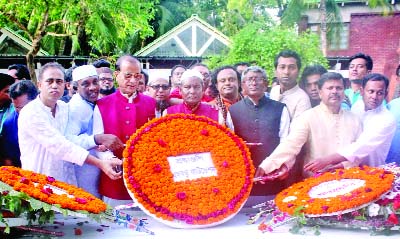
<box><xmin>123</xmin><ymin>114</ymin><xmax>254</xmax><ymax>227</ymax></box>
<box><xmin>0</xmin><ymin>166</ymin><xmax>107</xmax><ymax>214</ymax></box>
<box><xmin>275</xmin><ymin>166</ymin><xmax>394</xmax><ymax>216</ymax></box>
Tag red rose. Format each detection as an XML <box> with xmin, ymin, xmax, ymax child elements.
<box><xmin>387</xmin><ymin>213</ymin><xmax>399</xmax><ymax>225</ymax></box>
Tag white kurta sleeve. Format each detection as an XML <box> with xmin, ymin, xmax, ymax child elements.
<box><xmin>91</xmin><ymin>105</ymin><xmax>116</xmax><ymax>160</ymax></box>
<box><xmin>259</xmin><ymin>112</ymin><xmax>310</xmax><ymax>174</ymax></box>
<box><xmin>92</xmin><ymin>106</ymin><xmax>105</xmax><ymax>135</ymax></box>
<box><xmin>18</xmin><ymin>105</ymin><xmax>89</xmax><ymax>166</ymax></box>
<box><xmin>65</xmin><ymin>102</ymin><xmax>96</xmax><ymax>150</ymax></box>
<box><xmin>279</xmin><ymin>106</ymin><xmax>290</xmax><ymax>139</ymax></box>
<box><xmin>338</xmin><ymin>117</ymin><xmax>396</xmax><ymax>163</ymax></box>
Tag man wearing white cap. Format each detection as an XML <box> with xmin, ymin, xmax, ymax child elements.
<box><xmin>65</xmin><ymin>65</ymin><xmax>124</xmax><ymax>197</ymax></box>
<box><xmin>18</xmin><ymin>62</ymin><xmax>122</xmax><ymax>185</ymax></box>
<box><xmin>165</xmin><ymin>69</ymin><xmax>233</xmax><ymax>129</ymax></box>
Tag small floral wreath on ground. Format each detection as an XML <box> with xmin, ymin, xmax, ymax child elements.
<box><xmin>123</xmin><ymin>113</ymin><xmax>254</xmax><ymax>227</ymax></box>
<box><xmin>275</xmin><ymin>166</ymin><xmax>394</xmax><ymax>216</ymax></box>
<box><xmin>0</xmin><ymin>166</ymin><xmax>107</xmax><ymax>214</ymax></box>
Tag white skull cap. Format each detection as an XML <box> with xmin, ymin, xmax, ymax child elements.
<box><xmin>72</xmin><ymin>65</ymin><xmax>98</xmax><ymax>81</ymax></box>
<box><xmin>180</xmin><ymin>69</ymin><xmax>203</xmax><ymax>84</ymax></box>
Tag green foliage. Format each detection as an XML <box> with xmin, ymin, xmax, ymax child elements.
<box><xmin>217</xmin><ymin>0</ymin><xmax>278</xmax><ymax>36</ymax></box>
<box><xmin>287</xmin><ymin>205</ymin><xmax>321</xmax><ymax>235</ymax></box>
<box><xmin>84</xmin><ymin>0</ymin><xmax>156</xmax><ymax>55</ymax></box>
<box><xmin>0</xmin><ymin>181</ymin><xmax>111</xmax><ymax>234</ymax></box>
<box><xmin>0</xmin><ymin>0</ymin><xmax>156</xmax><ymax>56</ymax></box>
<box><xmin>368</xmin><ymin>0</ymin><xmax>393</xmax><ymax>16</ymax></box>
<box><xmin>0</xmin><ymin>186</ymin><xmax>55</xmax><ymax>233</ymax></box>
<box><xmin>206</xmin><ymin>22</ymin><xmax>328</xmax><ymax>79</ymax></box>
<box><xmin>152</xmin><ymin>0</ymin><xmax>278</xmax><ymax>38</ymax></box>
<box><xmin>142</xmin><ymin>0</ymin><xmax>193</xmax><ymax>51</ymax></box>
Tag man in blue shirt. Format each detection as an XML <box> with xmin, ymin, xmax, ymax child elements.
<box><xmin>1</xmin><ymin>80</ymin><xmax>37</xmax><ymax>166</ymax></box>
<box><xmin>0</xmin><ymin>73</ymin><xmax>15</xmax><ymax>133</ymax></box>
<box><xmin>386</xmin><ymin>65</ymin><xmax>400</xmax><ymax>165</ymax></box>
<box><xmin>65</xmin><ymin>64</ymin><xmax>123</xmax><ymax>198</ymax></box>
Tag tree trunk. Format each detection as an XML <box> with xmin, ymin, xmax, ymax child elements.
<box><xmin>320</xmin><ymin>0</ymin><xmax>327</xmax><ymax>57</ymax></box>
<box><xmin>76</xmin><ymin>7</ymin><xmax>90</xmax><ymax>55</ymax></box>
<box><xmin>26</xmin><ymin>53</ymin><xmax>37</xmax><ymax>85</ymax></box>
<box><xmin>26</xmin><ymin>37</ymin><xmax>44</xmax><ymax>84</ymax></box>
<box><xmin>25</xmin><ymin>9</ymin><xmax>49</xmax><ymax>85</ymax></box>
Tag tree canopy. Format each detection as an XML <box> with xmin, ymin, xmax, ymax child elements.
<box><xmin>0</xmin><ymin>0</ymin><xmax>155</xmax><ymax>83</ymax></box>
<box><xmin>206</xmin><ymin>22</ymin><xmax>328</xmax><ymax>79</ymax></box>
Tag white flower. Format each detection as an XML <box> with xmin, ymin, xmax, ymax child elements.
<box><xmin>384</xmin><ymin>191</ymin><xmax>400</xmax><ymax>200</ymax></box>
<box><xmin>282</xmin><ymin>196</ymin><xmax>297</xmax><ymax>203</ymax></box>
<box><xmin>367</xmin><ymin>203</ymin><xmax>380</xmax><ymax>217</ymax></box>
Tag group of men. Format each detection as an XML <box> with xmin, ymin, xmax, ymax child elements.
<box><xmin>0</xmin><ymin>50</ymin><xmax>399</xmax><ymax>207</ymax></box>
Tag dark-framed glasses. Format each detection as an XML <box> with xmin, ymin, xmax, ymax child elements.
<box><xmin>117</xmin><ymin>71</ymin><xmax>143</xmax><ymax>80</ymax></box>
<box><xmin>99</xmin><ymin>77</ymin><xmax>113</xmax><ymax>82</ymax></box>
<box><xmin>150</xmin><ymin>84</ymin><xmax>170</xmax><ymax>90</ymax></box>
<box><xmin>244</xmin><ymin>77</ymin><xmax>265</xmax><ymax>84</ymax></box>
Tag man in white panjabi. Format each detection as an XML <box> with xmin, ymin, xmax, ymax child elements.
<box><xmin>304</xmin><ymin>73</ymin><xmax>396</xmax><ymax>172</ymax></box>
<box><xmin>18</xmin><ymin>62</ymin><xmax>122</xmax><ymax>184</ymax></box>
<box><xmin>255</xmin><ymin>72</ymin><xmax>362</xmax><ymax>182</ymax></box>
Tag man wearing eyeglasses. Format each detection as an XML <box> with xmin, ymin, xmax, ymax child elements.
<box><xmin>98</xmin><ymin>67</ymin><xmax>115</xmax><ymax>99</ymax></box>
<box><xmin>146</xmin><ymin>77</ymin><xmax>171</xmax><ymax>117</ymax></box>
<box><xmin>93</xmin><ymin>55</ymin><xmax>156</xmax><ymax>207</ymax></box>
<box><xmin>229</xmin><ymin>66</ymin><xmax>290</xmax><ymax>204</ymax></box>
<box><xmin>93</xmin><ymin>59</ymin><xmax>116</xmax><ymax>99</ymax></box>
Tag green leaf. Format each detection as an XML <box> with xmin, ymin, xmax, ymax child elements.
<box><xmin>354</xmin><ymin>215</ymin><xmax>367</xmax><ymax>221</ymax></box>
<box><xmin>42</xmin><ymin>203</ymin><xmax>52</xmax><ymax>212</ymax></box>
<box><xmin>29</xmin><ymin>198</ymin><xmax>44</xmax><ymax>210</ymax></box>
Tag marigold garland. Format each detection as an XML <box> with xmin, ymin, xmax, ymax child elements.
<box><xmin>0</xmin><ymin>166</ymin><xmax>107</xmax><ymax>214</ymax></box>
<box><xmin>275</xmin><ymin>166</ymin><xmax>394</xmax><ymax>216</ymax></box>
<box><xmin>123</xmin><ymin>113</ymin><xmax>254</xmax><ymax>226</ymax></box>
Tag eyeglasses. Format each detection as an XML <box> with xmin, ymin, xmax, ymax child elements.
<box><xmin>117</xmin><ymin>71</ymin><xmax>143</xmax><ymax>80</ymax></box>
<box><xmin>99</xmin><ymin>77</ymin><xmax>113</xmax><ymax>82</ymax></box>
<box><xmin>149</xmin><ymin>84</ymin><xmax>170</xmax><ymax>91</ymax></box>
<box><xmin>244</xmin><ymin>77</ymin><xmax>265</xmax><ymax>84</ymax></box>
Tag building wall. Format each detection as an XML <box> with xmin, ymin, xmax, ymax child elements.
<box><xmin>327</xmin><ymin>12</ymin><xmax>400</xmax><ymax>100</ymax></box>
<box><xmin>303</xmin><ymin>3</ymin><xmax>400</xmax><ymax>100</ymax></box>
<box><xmin>305</xmin><ymin>4</ymin><xmax>399</xmax><ymax>23</ymax></box>
<box><xmin>327</xmin><ymin>12</ymin><xmax>400</xmax><ymax>72</ymax></box>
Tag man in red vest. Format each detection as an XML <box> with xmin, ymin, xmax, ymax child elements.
<box><xmin>93</xmin><ymin>55</ymin><xmax>156</xmax><ymax>207</ymax></box>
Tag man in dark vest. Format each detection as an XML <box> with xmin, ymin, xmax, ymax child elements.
<box><xmin>229</xmin><ymin>66</ymin><xmax>290</xmax><ymax>205</ymax></box>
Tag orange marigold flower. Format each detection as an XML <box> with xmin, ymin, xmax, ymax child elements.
<box><xmin>275</xmin><ymin>166</ymin><xmax>394</xmax><ymax>216</ymax></box>
<box><xmin>0</xmin><ymin>166</ymin><xmax>107</xmax><ymax>214</ymax></box>
<box><xmin>123</xmin><ymin>114</ymin><xmax>254</xmax><ymax>226</ymax></box>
